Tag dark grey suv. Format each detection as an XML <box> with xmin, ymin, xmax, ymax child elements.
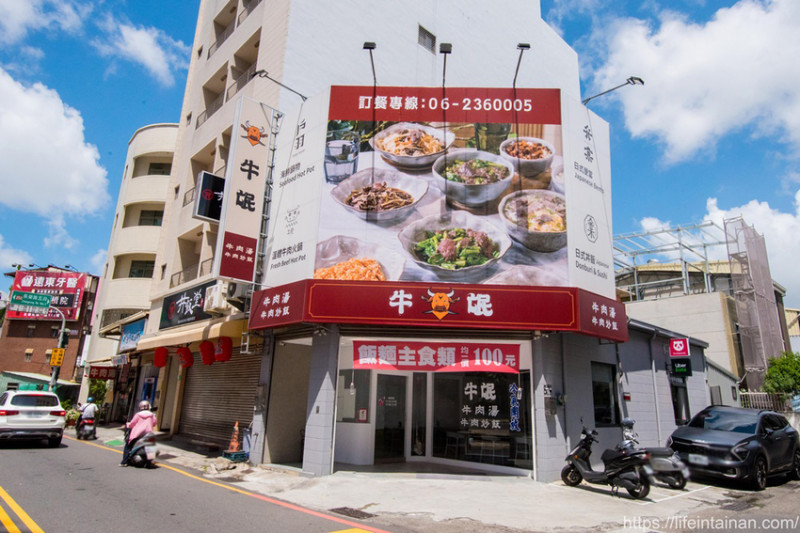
<box><xmin>667</xmin><ymin>406</ymin><xmax>800</xmax><ymax>490</ymax></box>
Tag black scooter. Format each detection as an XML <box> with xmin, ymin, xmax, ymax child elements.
<box><xmin>561</xmin><ymin>424</ymin><xmax>651</xmax><ymax>499</ymax></box>
<box><xmin>618</xmin><ymin>418</ymin><xmax>689</xmax><ymax>490</ymax></box>
<box><xmin>124</xmin><ymin>431</ymin><xmax>158</xmax><ymax>468</ymax></box>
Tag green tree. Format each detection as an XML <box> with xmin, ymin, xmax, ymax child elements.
<box><xmin>763</xmin><ymin>351</ymin><xmax>800</xmax><ymax>394</ymax></box>
<box><xmin>89</xmin><ymin>379</ymin><xmax>108</xmax><ymax>403</ymax></box>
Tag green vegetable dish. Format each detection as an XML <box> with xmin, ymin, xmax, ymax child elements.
<box><xmin>443</xmin><ymin>159</ymin><xmax>510</xmax><ymax>185</ymax></box>
<box><xmin>414</xmin><ymin>228</ymin><xmax>499</xmax><ymax>270</ymax></box>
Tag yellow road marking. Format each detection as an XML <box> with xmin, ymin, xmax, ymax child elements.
<box><xmin>70</xmin><ymin>436</ymin><xmax>390</xmax><ymax>533</ymax></box>
<box><xmin>0</xmin><ymin>486</ymin><xmax>44</xmax><ymax>533</ymax></box>
<box><xmin>0</xmin><ymin>503</ymin><xmax>22</xmax><ymax>533</ymax></box>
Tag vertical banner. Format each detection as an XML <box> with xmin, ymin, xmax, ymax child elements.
<box><xmin>213</xmin><ymin>97</ymin><xmax>276</xmax><ymax>283</ymax></box>
<box><xmin>562</xmin><ymin>98</ymin><xmax>615</xmax><ymax>299</ymax></box>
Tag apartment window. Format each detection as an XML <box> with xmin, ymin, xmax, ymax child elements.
<box><xmin>418</xmin><ymin>25</ymin><xmax>436</xmax><ymax>53</ymax></box>
<box><xmin>129</xmin><ymin>260</ymin><xmax>155</xmax><ymax>278</ymax></box>
<box><xmin>148</xmin><ymin>162</ymin><xmax>171</xmax><ymax>175</ymax></box>
<box><xmin>24</xmin><ymin>349</ymin><xmax>33</xmax><ymax>362</ymax></box>
<box><xmin>51</xmin><ymin>327</ymin><xmax>60</xmax><ymax>338</ymax></box>
<box><xmin>26</xmin><ymin>324</ymin><xmax>36</xmax><ymax>338</ymax></box>
<box><xmin>138</xmin><ymin>210</ymin><xmax>163</xmax><ymax>226</ymax></box>
<box><xmin>45</xmin><ymin>349</ymin><xmax>53</xmax><ymax>363</ymax></box>
<box><xmin>591</xmin><ymin>362</ymin><xmax>619</xmax><ymax>426</ymax></box>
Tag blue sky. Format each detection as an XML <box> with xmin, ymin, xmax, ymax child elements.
<box><xmin>1</xmin><ymin>0</ymin><xmax>798</xmax><ymax>307</ymax></box>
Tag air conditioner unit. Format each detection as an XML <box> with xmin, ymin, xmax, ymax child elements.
<box><xmin>203</xmin><ymin>282</ymin><xmax>230</xmax><ymax>315</ymax></box>
<box><xmin>226</xmin><ymin>282</ymin><xmax>250</xmax><ymax>302</ymax></box>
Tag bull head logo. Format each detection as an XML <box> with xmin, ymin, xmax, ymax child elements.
<box><xmin>422</xmin><ymin>288</ymin><xmax>459</xmax><ymax>320</ymax></box>
<box><xmin>241</xmin><ymin>121</ymin><xmax>267</xmax><ymax>146</ymax></box>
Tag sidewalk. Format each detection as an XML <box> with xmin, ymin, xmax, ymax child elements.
<box><xmin>94</xmin><ymin>425</ymin><xmax>732</xmax><ymax>532</ymax></box>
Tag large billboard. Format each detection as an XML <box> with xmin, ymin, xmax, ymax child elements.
<box><xmin>263</xmin><ymin>86</ymin><xmax>615</xmax><ymax>299</ymax></box>
<box><xmin>6</xmin><ymin>270</ymin><xmax>87</xmax><ymax>321</ymax></box>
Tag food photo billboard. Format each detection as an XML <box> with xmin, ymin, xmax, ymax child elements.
<box><xmin>263</xmin><ymin>86</ymin><xmax>615</xmax><ymax>299</ymax></box>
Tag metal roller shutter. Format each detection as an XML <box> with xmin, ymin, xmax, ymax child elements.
<box><xmin>178</xmin><ymin>349</ymin><xmax>262</xmax><ymax>446</ymax></box>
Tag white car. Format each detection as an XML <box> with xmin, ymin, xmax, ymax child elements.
<box><xmin>0</xmin><ymin>390</ymin><xmax>66</xmax><ymax>447</ymax></box>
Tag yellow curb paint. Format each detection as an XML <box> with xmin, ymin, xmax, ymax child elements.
<box><xmin>0</xmin><ymin>486</ymin><xmax>44</xmax><ymax>533</ymax></box>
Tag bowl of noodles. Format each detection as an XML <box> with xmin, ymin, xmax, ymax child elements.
<box><xmin>498</xmin><ymin>190</ymin><xmax>567</xmax><ymax>252</ymax></box>
<box><xmin>431</xmin><ymin>149</ymin><xmax>514</xmax><ymax>206</ymax></box>
<box><xmin>313</xmin><ymin>235</ymin><xmax>405</xmax><ymax>281</ymax></box>
<box><xmin>331</xmin><ymin>168</ymin><xmax>428</xmax><ymax>222</ymax></box>
<box><xmin>370</xmin><ymin>122</ymin><xmax>455</xmax><ymax>169</ymax></box>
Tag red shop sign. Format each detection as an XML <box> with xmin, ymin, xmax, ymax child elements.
<box><xmin>250</xmin><ymin>280</ymin><xmax>628</xmax><ymax>343</ymax></box>
<box><xmin>354</xmin><ymin>340</ymin><xmax>520</xmax><ymax>373</ymax></box>
<box><xmin>88</xmin><ymin>366</ymin><xmax>116</xmax><ymax>380</ymax></box>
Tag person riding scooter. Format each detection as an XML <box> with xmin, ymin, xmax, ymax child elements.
<box><xmin>77</xmin><ymin>397</ymin><xmax>99</xmax><ymax>439</ymax></box>
<box><xmin>120</xmin><ymin>401</ymin><xmax>157</xmax><ymax>467</ymax></box>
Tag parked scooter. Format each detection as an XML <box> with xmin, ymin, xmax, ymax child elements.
<box><xmin>561</xmin><ymin>422</ymin><xmax>651</xmax><ymax>499</ymax></box>
<box><xmin>76</xmin><ymin>417</ymin><xmax>97</xmax><ymax>440</ymax></box>
<box><xmin>126</xmin><ymin>432</ymin><xmax>158</xmax><ymax>468</ymax></box>
<box><xmin>618</xmin><ymin>418</ymin><xmax>689</xmax><ymax>490</ymax></box>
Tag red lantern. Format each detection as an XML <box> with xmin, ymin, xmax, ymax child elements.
<box><xmin>199</xmin><ymin>341</ymin><xmax>215</xmax><ymax>365</ymax></box>
<box><xmin>153</xmin><ymin>347</ymin><xmax>168</xmax><ymax>368</ymax></box>
<box><xmin>215</xmin><ymin>336</ymin><xmax>233</xmax><ymax>362</ymax></box>
<box><xmin>177</xmin><ymin>346</ymin><xmax>194</xmax><ymax>368</ymax></box>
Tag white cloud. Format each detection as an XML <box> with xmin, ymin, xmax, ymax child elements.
<box><xmin>93</xmin><ymin>15</ymin><xmax>189</xmax><ymax>87</ymax></box>
<box><xmin>592</xmin><ymin>0</ymin><xmax>800</xmax><ymax>163</ymax></box>
<box><xmin>0</xmin><ymin>68</ymin><xmax>110</xmax><ymax>245</ymax></box>
<box><xmin>0</xmin><ymin>0</ymin><xmax>88</xmax><ymax>45</ymax></box>
<box><xmin>0</xmin><ymin>234</ymin><xmax>33</xmax><ymax>271</ymax></box>
<box><xmin>89</xmin><ymin>249</ymin><xmax>107</xmax><ymax>276</ymax></box>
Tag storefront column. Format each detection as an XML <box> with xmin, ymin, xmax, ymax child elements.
<box><xmin>249</xmin><ymin>333</ymin><xmax>274</xmax><ymax>465</ymax></box>
<box><xmin>303</xmin><ymin>325</ymin><xmax>340</xmax><ymax>476</ymax></box>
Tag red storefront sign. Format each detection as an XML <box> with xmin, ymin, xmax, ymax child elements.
<box><xmin>250</xmin><ymin>280</ymin><xmax>628</xmax><ymax>342</ymax></box>
<box><xmin>669</xmin><ymin>338</ymin><xmax>690</xmax><ymax>357</ymax></box>
<box><xmin>6</xmin><ymin>270</ymin><xmax>87</xmax><ymax>321</ymax></box>
<box><xmin>88</xmin><ymin>366</ymin><xmax>116</xmax><ymax>380</ymax></box>
<box><xmin>354</xmin><ymin>340</ymin><xmax>520</xmax><ymax>373</ymax></box>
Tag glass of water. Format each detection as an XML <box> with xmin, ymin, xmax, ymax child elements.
<box><xmin>324</xmin><ymin>134</ymin><xmax>359</xmax><ymax>184</ymax></box>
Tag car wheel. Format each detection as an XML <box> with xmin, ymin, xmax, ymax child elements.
<box><xmin>48</xmin><ymin>436</ymin><xmax>62</xmax><ymax>448</ymax></box>
<box><xmin>561</xmin><ymin>464</ymin><xmax>582</xmax><ymax>486</ymax></box>
<box><xmin>750</xmin><ymin>456</ymin><xmax>767</xmax><ymax>491</ymax></box>
<box><xmin>790</xmin><ymin>449</ymin><xmax>800</xmax><ymax>481</ymax></box>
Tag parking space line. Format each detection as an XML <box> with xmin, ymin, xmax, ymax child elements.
<box><xmin>0</xmin><ymin>503</ymin><xmax>22</xmax><ymax>533</ymax></box>
<box><xmin>0</xmin><ymin>487</ymin><xmax>43</xmax><ymax>533</ymax></box>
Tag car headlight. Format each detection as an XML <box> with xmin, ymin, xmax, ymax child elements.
<box><xmin>731</xmin><ymin>443</ymin><xmax>749</xmax><ymax>461</ymax></box>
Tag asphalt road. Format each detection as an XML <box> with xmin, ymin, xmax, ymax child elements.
<box><xmin>0</xmin><ymin>436</ymin><xmax>383</xmax><ymax>533</ymax></box>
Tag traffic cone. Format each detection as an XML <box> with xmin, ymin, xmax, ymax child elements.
<box><xmin>227</xmin><ymin>421</ymin><xmax>241</xmax><ymax>452</ymax></box>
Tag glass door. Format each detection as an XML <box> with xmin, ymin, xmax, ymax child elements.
<box><xmin>374</xmin><ymin>374</ymin><xmax>406</xmax><ymax>462</ymax></box>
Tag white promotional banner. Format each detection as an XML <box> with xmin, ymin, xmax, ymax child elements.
<box><xmin>262</xmin><ymin>92</ymin><xmax>330</xmax><ymax>287</ymax></box>
<box><xmin>562</xmin><ymin>97</ymin><xmax>615</xmax><ymax>298</ymax></box>
<box><xmin>213</xmin><ymin>97</ymin><xmax>277</xmax><ymax>283</ymax></box>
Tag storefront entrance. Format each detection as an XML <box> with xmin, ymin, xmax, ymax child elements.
<box><xmin>374</xmin><ymin>374</ymin><xmax>406</xmax><ymax>462</ymax></box>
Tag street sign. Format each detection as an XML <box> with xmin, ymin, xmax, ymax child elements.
<box><xmin>10</xmin><ymin>291</ymin><xmax>52</xmax><ymax>310</ymax></box>
<box><xmin>50</xmin><ymin>348</ymin><xmax>65</xmax><ymax>367</ymax></box>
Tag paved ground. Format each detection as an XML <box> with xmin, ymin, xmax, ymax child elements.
<box><xmin>89</xmin><ymin>425</ymin><xmax>790</xmax><ymax>532</ymax></box>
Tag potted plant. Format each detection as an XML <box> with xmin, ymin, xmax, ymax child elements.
<box><xmin>65</xmin><ymin>408</ymin><xmax>80</xmax><ymax>427</ymax></box>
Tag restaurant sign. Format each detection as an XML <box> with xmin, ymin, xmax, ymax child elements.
<box><xmin>250</xmin><ymin>280</ymin><xmax>628</xmax><ymax>342</ymax></box>
<box><xmin>354</xmin><ymin>340</ymin><xmax>519</xmax><ymax>373</ymax></box>
<box><xmin>159</xmin><ymin>281</ymin><xmax>216</xmax><ymax>330</ymax></box>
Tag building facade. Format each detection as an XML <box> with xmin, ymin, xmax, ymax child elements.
<box><xmin>80</xmin><ymin>123</ymin><xmax>177</xmax><ymax>418</ymax></box>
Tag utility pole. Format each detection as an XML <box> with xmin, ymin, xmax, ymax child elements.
<box><xmin>48</xmin><ymin>306</ymin><xmax>67</xmax><ymax>392</ymax></box>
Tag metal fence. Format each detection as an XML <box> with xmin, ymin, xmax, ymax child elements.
<box><xmin>739</xmin><ymin>392</ymin><xmax>792</xmax><ymax>412</ymax></box>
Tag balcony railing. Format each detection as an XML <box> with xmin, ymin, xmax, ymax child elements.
<box><xmin>196</xmin><ymin>92</ymin><xmax>224</xmax><ymax>128</ymax></box>
<box><xmin>169</xmin><ymin>258</ymin><xmax>215</xmax><ymax>289</ymax></box>
<box><xmin>226</xmin><ymin>63</ymin><xmax>256</xmax><ymax>101</ymax></box>
<box><xmin>207</xmin><ymin>22</ymin><xmax>235</xmax><ymax>59</ymax></box>
<box><xmin>237</xmin><ymin>0</ymin><xmax>263</xmax><ymax>25</ymax></box>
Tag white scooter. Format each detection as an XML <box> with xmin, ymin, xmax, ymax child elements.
<box><xmin>618</xmin><ymin>418</ymin><xmax>689</xmax><ymax>490</ymax></box>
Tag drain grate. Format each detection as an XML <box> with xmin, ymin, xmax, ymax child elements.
<box><xmin>721</xmin><ymin>500</ymin><xmax>755</xmax><ymax>511</ymax></box>
<box><xmin>329</xmin><ymin>507</ymin><xmax>376</xmax><ymax>520</ymax></box>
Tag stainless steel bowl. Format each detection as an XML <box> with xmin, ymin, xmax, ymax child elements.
<box><xmin>370</xmin><ymin>122</ymin><xmax>455</xmax><ymax>169</ymax></box>
<box><xmin>431</xmin><ymin>149</ymin><xmax>515</xmax><ymax>206</ymax></box>
<box><xmin>331</xmin><ymin>168</ymin><xmax>428</xmax><ymax>222</ymax></box>
<box><xmin>498</xmin><ymin>189</ymin><xmax>567</xmax><ymax>252</ymax></box>
<box><xmin>397</xmin><ymin>211</ymin><xmax>511</xmax><ymax>280</ymax></box>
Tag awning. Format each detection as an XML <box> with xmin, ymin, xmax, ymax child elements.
<box><xmin>98</xmin><ymin>310</ymin><xmax>148</xmax><ymax>338</ymax></box>
<box><xmin>136</xmin><ymin>318</ymin><xmax>247</xmax><ymax>351</ymax></box>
